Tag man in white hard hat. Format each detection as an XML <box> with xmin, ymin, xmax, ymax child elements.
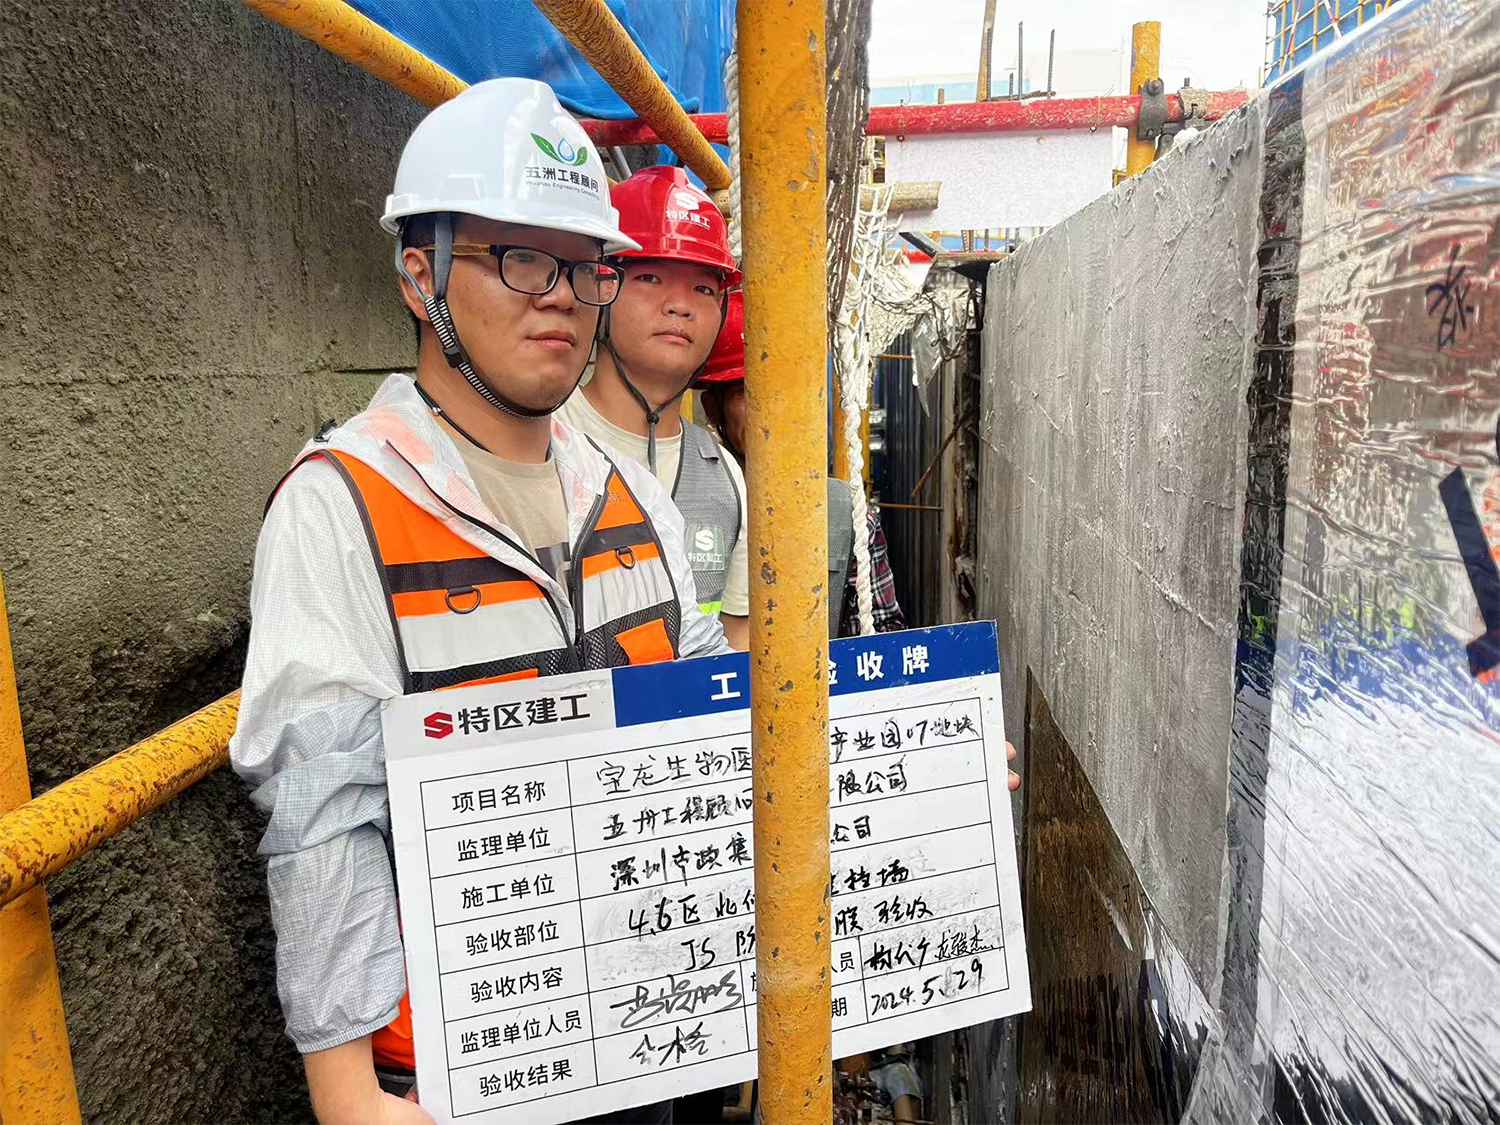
<box><xmin>231</xmin><ymin>79</ymin><xmax>722</xmax><ymax>1125</ymax></box>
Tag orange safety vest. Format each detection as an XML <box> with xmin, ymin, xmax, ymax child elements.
<box><xmin>284</xmin><ymin>446</ymin><xmax>683</xmax><ymax>1070</ymax></box>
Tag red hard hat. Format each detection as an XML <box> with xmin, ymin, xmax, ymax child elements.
<box><xmin>697</xmin><ymin>290</ymin><xmax>745</xmax><ymax>385</ymax></box>
<box><xmin>610</xmin><ymin>166</ymin><xmax>742</xmax><ymax>286</ymax></box>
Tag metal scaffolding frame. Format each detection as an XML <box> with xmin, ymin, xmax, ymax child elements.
<box><xmin>0</xmin><ymin>0</ymin><xmax>832</xmax><ymax>1119</ymax></box>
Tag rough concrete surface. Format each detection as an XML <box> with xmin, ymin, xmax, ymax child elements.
<box><xmin>975</xmin><ymin>100</ymin><xmax>1265</xmax><ymax>998</ymax></box>
<box><xmin>0</xmin><ymin>2</ymin><xmax>422</xmax><ymax>1120</ymax></box>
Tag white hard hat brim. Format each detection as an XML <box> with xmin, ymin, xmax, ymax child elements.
<box><xmin>381</xmin><ymin>199</ymin><xmax>642</xmax><ymax>255</ymax></box>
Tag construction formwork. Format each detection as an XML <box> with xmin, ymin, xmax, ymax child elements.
<box><xmin>967</xmin><ymin>0</ymin><xmax>1500</xmax><ymax>1118</ymax></box>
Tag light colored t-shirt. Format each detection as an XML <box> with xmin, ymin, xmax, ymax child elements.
<box><xmin>555</xmin><ymin>391</ymin><xmax>750</xmax><ymax>617</ymax></box>
<box><xmin>452</xmin><ymin>436</ymin><xmax>572</xmax><ymax>585</ymax></box>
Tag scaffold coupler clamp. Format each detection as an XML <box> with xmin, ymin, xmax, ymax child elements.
<box><xmin>1136</xmin><ymin>77</ymin><xmax>1168</xmax><ymax>142</ymax></box>
<box><xmin>1177</xmin><ymin>85</ymin><xmax>1211</xmax><ymax>132</ymax></box>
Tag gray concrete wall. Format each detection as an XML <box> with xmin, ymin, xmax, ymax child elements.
<box><xmin>976</xmin><ymin>101</ymin><xmax>1266</xmax><ymax>1000</ymax></box>
<box><xmin>0</xmin><ymin>2</ymin><xmax>421</xmax><ymax>1119</ymax></box>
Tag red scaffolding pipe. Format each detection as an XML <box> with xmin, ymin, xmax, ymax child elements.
<box><xmin>579</xmin><ymin>90</ymin><xmax>1249</xmax><ymax>147</ymax></box>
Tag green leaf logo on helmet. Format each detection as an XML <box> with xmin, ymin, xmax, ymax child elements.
<box><xmin>532</xmin><ymin>133</ymin><xmax>589</xmax><ymax>167</ymax></box>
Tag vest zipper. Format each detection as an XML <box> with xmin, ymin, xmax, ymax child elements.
<box><xmin>568</xmin><ymin>488</ymin><xmax>608</xmax><ymax>666</ymax></box>
<box><xmin>670</xmin><ymin>422</ymin><xmax>690</xmax><ymax>498</ymax></box>
<box><xmin>387</xmin><ymin>446</ymin><xmax>578</xmax><ymax>660</ymax></box>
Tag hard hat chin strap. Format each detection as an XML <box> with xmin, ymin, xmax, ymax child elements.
<box><xmin>600</xmin><ymin>293</ymin><xmax>728</xmax><ymax>475</ymax></box>
<box><xmin>599</xmin><ymin>332</ymin><xmax>677</xmax><ymax>477</ymax></box>
<box><xmin>397</xmin><ymin>214</ymin><xmax>585</xmax><ymax>422</ymax></box>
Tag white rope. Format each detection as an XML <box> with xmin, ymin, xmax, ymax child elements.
<box><xmin>724</xmin><ymin>50</ymin><xmax>742</xmax><ymax>262</ymax></box>
<box><xmin>833</xmin><ymin>179</ymin><xmax>894</xmax><ymax>635</ymax></box>
<box><xmin>843</xmin><ymin>371</ymin><xmax>874</xmax><ymax>633</ymax></box>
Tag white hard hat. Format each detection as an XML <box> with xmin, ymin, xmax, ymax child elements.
<box><xmin>381</xmin><ymin>77</ymin><xmax>640</xmax><ymax>253</ymax></box>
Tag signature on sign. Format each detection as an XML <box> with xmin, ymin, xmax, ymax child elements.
<box><xmin>610</xmin><ymin>971</ymin><xmax>743</xmax><ymax>1030</ymax></box>
<box><xmin>630</xmin><ymin>1021</ymin><xmax>712</xmax><ymax>1068</ymax></box>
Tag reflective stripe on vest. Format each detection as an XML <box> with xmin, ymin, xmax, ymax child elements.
<box><xmin>324</xmin><ymin>451</ymin><xmax>578</xmax><ymax>691</ymax></box>
<box><xmin>279</xmin><ymin>445</ymin><xmax>682</xmax><ymax>1070</ymax></box>
<box><xmin>671</xmin><ymin>421</ymin><xmax>742</xmax><ymax>615</ymax></box>
<box><xmin>827</xmin><ymin>478</ymin><xmax>856</xmax><ymax>638</ymax></box>
<box><xmin>575</xmin><ymin>462</ymin><xmax>681</xmax><ymax>669</ymax></box>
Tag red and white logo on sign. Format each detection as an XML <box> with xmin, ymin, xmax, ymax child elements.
<box><xmin>424</xmin><ymin>711</ymin><xmax>454</xmax><ymax>739</ymax></box>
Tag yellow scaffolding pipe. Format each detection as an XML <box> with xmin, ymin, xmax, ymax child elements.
<box><xmin>738</xmin><ymin>0</ymin><xmax>832</xmax><ymax>1120</ymax></box>
<box><xmin>243</xmin><ymin>0</ymin><xmax>467</xmax><ymax>106</ymax></box>
<box><xmin>1125</xmin><ymin>20</ymin><xmax>1162</xmax><ymax>176</ymax></box>
<box><xmin>832</xmin><ymin>396</ymin><xmax>849</xmax><ymax>482</ymax></box>
<box><xmin>532</xmin><ymin>0</ymin><xmax>732</xmax><ymax>191</ymax></box>
<box><xmin>0</xmin><ymin>692</ymin><xmax>239</xmax><ymax>910</ymax></box>
<box><xmin>0</xmin><ymin>576</ymin><xmax>82</xmax><ymax>1125</ymax></box>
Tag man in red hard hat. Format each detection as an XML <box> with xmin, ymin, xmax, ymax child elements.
<box><xmin>697</xmin><ymin>290</ymin><xmax>873</xmax><ymax>640</ymax></box>
<box><xmin>557</xmin><ymin>166</ymin><xmax>750</xmax><ymax>649</ymax></box>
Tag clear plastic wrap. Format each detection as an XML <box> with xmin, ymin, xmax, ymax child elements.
<box><xmin>979</xmin><ymin>0</ymin><xmax>1500</xmax><ymax>1119</ymax></box>
<box><xmin>1205</xmin><ymin>0</ymin><xmax>1500</xmax><ymax>1118</ymax></box>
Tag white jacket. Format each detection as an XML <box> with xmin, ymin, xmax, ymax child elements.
<box><xmin>230</xmin><ymin>374</ymin><xmax>728</xmax><ymax>1052</ymax></box>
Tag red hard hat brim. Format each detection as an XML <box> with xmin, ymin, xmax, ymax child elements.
<box><xmin>695</xmin><ymin>365</ymin><xmax>745</xmax><ymax>387</ymax></box>
<box><xmin>614</xmin><ymin>240</ymin><xmax>742</xmax><ymax>287</ymax></box>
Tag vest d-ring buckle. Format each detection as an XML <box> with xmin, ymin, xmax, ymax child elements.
<box><xmin>615</xmin><ymin>545</ymin><xmax>637</xmax><ymax>570</ymax></box>
<box><xmin>445</xmin><ymin>585</ymin><xmax>482</xmax><ymax>614</ymax></box>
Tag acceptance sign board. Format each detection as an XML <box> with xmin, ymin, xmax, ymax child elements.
<box><xmin>383</xmin><ymin>622</ymin><xmax>1030</xmax><ymax>1124</ymax></box>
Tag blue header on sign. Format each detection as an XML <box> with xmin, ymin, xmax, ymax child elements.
<box><xmin>611</xmin><ymin>622</ymin><xmax>1000</xmax><ymax>728</ymax></box>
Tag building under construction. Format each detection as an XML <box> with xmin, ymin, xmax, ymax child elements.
<box><xmin>1</xmin><ymin>0</ymin><xmax>1497</xmax><ymax>1122</ymax></box>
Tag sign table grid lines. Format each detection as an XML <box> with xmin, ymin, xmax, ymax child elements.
<box><xmin>387</xmin><ymin>624</ymin><xmax>1031</xmax><ymax>1124</ymax></box>
<box><xmin>561</xmin><ymin>756</ymin><xmax>604</xmax><ymax>1093</ymax></box>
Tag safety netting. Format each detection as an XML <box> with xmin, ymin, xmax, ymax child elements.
<box><xmin>1264</xmin><ymin>0</ymin><xmax>1399</xmax><ymax>83</ymax></box>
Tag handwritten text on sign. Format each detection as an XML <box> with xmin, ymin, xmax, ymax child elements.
<box><xmin>383</xmin><ymin>622</ymin><xmax>1031</xmax><ymax>1124</ymax></box>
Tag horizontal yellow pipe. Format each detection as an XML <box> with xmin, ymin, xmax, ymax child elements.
<box><xmin>532</xmin><ymin>0</ymin><xmax>732</xmax><ymax>191</ymax></box>
<box><xmin>0</xmin><ymin>692</ymin><xmax>240</xmax><ymax>908</ymax></box>
<box><xmin>243</xmin><ymin>0</ymin><xmax>467</xmax><ymax>106</ymax></box>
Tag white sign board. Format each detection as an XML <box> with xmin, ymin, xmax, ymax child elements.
<box><xmin>383</xmin><ymin>622</ymin><xmax>1030</xmax><ymax>1124</ymax></box>
<box><xmin>883</xmin><ymin>128</ymin><xmax>1115</xmax><ymax>232</ymax></box>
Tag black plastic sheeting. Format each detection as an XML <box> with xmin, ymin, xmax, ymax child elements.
<box><xmin>1017</xmin><ymin>671</ymin><xmax>1215</xmax><ymax>1123</ymax></box>
<box><xmin>877</xmin><ymin>332</ymin><xmax>947</xmax><ymax>628</ymax></box>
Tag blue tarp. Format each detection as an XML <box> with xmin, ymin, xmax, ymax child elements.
<box><xmin>347</xmin><ymin>0</ymin><xmax>735</xmax><ymax>120</ymax></box>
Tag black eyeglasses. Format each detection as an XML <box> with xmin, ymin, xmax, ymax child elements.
<box><xmin>426</xmin><ymin>243</ymin><xmax>623</xmax><ymax>307</ymax></box>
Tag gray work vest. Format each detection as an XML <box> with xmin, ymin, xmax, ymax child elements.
<box><xmin>673</xmin><ymin>421</ymin><xmax>743</xmax><ymax>614</ymax></box>
<box><xmin>674</xmin><ymin>424</ymin><xmax>856</xmax><ymax>634</ymax></box>
<box><xmin>826</xmin><ymin>477</ymin><xmax>855</xmax><ymax>638</ymax></box>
